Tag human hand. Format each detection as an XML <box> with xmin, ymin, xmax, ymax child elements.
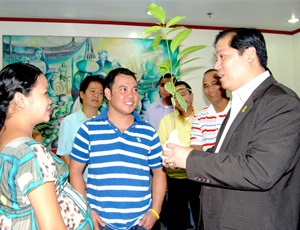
<box><xmin>162</xmin><ymin>143</ymin><xmax>193</xmax><ymax>169</ymax></box>
<box><xmin>138</xmin><ymin>210</ymin><xmax>158</xmax><ymax>229</ymax></box>
<box><xmin>90</xmin><ymin>209</ymin><xmax>105</xmax><ymax>230</ymax></box>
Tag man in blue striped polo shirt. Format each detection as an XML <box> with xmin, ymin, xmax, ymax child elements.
<box><xmin>70</xmin><ymin>68</ymin><xmax>167</xmax><ymax>230</ymax></box>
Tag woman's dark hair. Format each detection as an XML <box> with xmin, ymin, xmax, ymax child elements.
<box><xmin>79</xmin><ymin>75</ymin><xmax>104</xmax><ymax>104</ymax></box>
<box><xmin>0</xmin><ymin>63</ymin><xmax>42</xmax><ymax>130</ymax></box>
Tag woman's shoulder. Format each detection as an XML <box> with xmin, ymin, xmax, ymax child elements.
<box><xmin>1</xmin><ymin>137</ymin><xmax>34</xmax><ymax>154</ymax></box>
<box><xmin>1</xmin><ymin>137</ymin><xmax>50</xmax><ymax>159</ymax></box>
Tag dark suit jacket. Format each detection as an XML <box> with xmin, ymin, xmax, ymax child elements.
<box><xmin>187</xmin><ymin>76</ymin><xmax>300</xmax><ymax>230</ymax></box>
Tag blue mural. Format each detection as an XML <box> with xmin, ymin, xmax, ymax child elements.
<box><xmin>3</xmin><ymin>36</ymin><xmax>179</xmax><ymax>150</ymax></box>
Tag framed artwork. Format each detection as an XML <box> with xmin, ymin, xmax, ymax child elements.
<box><xmin>3</xmin><ymin>35</ymin><xmax>179</xmax><ymax>150</ymax></box>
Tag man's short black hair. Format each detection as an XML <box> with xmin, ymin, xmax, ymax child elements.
<box><xmin>214</xmin><ymin>28</ymin><xmax>268</xmax><ymax>69</ymax></box>
<box><xmin>104</xmin><ymin>68</ymin><xmax>136</xmax><ymax>91</ymax></box>
<box><xmin>204</xmin><ymin>69</ymin><xmax>217</xmax><ymax>75</ymax></box>
<box><xmin>79</xmin><ymin>75</ymin><xmax>104</xmax><ymax>104</ymax></box>
<box><xmin>156</xmin><ymin>73</ymin><xmax>174</xmax><ymax>87</ymax></box>
<box><xmin>175</xmin><ymin>81</ymin><xmax>192</xmax><ymax>92</ymax></box>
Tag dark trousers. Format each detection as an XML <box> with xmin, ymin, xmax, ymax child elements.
<box><xmin>167</xmin><ymin>176</ymin><xmax>201</xmax><ymax>230</ymax></box>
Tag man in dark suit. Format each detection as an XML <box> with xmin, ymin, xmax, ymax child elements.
<box><xmin>163</xmin><ymin>28</ymin><xmax>300</xmax><ymax>230</ymax></box>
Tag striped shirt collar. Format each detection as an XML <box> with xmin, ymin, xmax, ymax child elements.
<box><xmin>94</xmin><ymin>107</ymin><xmax>144</xmax><ymax>123</ymax></box>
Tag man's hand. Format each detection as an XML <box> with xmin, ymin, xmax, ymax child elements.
<box><xmin>138</xmin><ymin>210</ymin><xmax>158</xmax><ymax>229</ymax></box>
<box><xmin>91</xmin><ymin>209</ymin><xmax>106</xmax><ymax>230</ymax></box>
<box><xmin>162</xmin><ymin>143</ymin><xmax>193</xmax><ymax>169</ymax></box>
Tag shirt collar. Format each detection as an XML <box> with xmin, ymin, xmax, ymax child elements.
<box><xmin>233</xmin><ymin>71</ymin><xmax>270</xmax><ymax>104</ymax></box>
<box><xmin>157</xmin><ymin>98</ymin><xmax>173</xmax><ymax>108</ymax></box>
<box><xmin>208</xmin><ymin>104</ymin><xmax>216</xmax><ymax>114</ymax></box>
<box><xmin>95</xmin><ymin>107</ymin><xmax>143</xmax><ymax>123</ymax></box>
<box><xmin>210</xmin><ymin>100</ymin><xmax>232</xmax><ymax>114</ymax></box>
<box><xmin>78</xmin><ymin>107</ymin><xmax>88</xmax><ymax>120</ymax></box>
<box><xmin>176</xmin><ymin>106</ymin><xmax>195</xmax><ymax>118</ymax></box>
<box><xmin>79</xmin><ymin>106</ymin><xmax>100</xmax><ymax>120</ymax></box>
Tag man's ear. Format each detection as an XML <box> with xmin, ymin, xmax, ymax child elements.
<box><xmin>104</xmin><ymin>88</ymin><xmax>111</xmax><ymax>100</ymax></box>
<box><xmin>245</xmin><ymin>47</ymin><xmax>257</xmax><ymax>63</ymax></box>
<box><xmin>79</xmin><ymin>91</ymin><xmax>84</xmax><ymax>100</ymax></box>
<box><xmin>13</xmin><ymin>92</ymin><xmax>26</xmax><ymax>109</ymax></box>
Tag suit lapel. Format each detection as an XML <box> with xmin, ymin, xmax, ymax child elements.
<box><xmin>216</xmin><ymin>76</ymin><xmax>277</xmax><ymax>153</ymax></box>
<box><xmin>218</xmin><ymin>101</ymin><xmax>253</xmax><ymax>152</ymax></box>
<box><xmin>214</xmin><ymin>109</ymin><xmax>230</xmax><ymax>146</ymax></box>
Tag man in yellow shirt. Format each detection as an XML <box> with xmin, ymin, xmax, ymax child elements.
<box><xmin>157</xmin><ymin>81</ymin><xmax>200</xmax><ymax>230</ymax></box>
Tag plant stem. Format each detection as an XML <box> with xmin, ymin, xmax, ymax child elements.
<box><xmin>173</xmin><ymin>98</ymin><xmax>176</xmax><ymax>129</ymax></box>
<box><xmin>164</xmin><ymin>25</ymin><xmax>177</xmax><ymax>129</ymax></box>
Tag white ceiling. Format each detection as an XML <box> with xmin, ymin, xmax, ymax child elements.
<box><xmin>0</xmin><ymin>0</ymin><xmax>299</xmax><ymax>32</ymax></box>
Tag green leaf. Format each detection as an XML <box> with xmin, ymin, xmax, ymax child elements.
<box><xmin>161</xmin><ymin>60</ymin><xmax>171</xmax><ymax>69</ymax></box>
<box><xmin>160</xmin><ymin>68</ymin><xmax>168</xmax><ymax>77</ymax></box>
<box><xmin>173</xmin><ymin>75</ymin><xmax>181</xmax><ymax>83</ymax></box>
<box><xmin>141</xmin><ymin>26</ymin><xmax>164</xmax><ymax>35</ymax></box>
<box><xmin>175</xmin><ymin>92</ymin><xmax>187</xmax><ymax>112</ymax></box>
<box><xmin>173</xmin><ymin>74</ymin><xmax>187</xmax><ymax>80</ymax></box>
<box><xmin>170</xmin><ymin>29</ymin><xmax>192</xmax><ymax>53</ymax></box>
<box><xmin>175</xmin><ymin>58</ymin><xmax>200</xmax><ymax>72</ymax></box>
<box><xmin>165</xmin><ymin>82</ymin><xmax>176</xmax><ymax>95</ymax></box>
<box><xmin>143</xmin><ymin>34</ymin><xmax>162</xmax><ymax>40</ymax></box>
<box><xmin>159</xmin><ymin>60</ymin><xmax>171</xmax><ymax>76</ymax></box>
<box><xmin>143</xmin><ymin>68</ymin><xmax>151</xmax><ymax>73</ymax></box>
<box><xmin>152</xmin><ymin>35</ymin><xmax>163</xmax><ymax>51</ymax></box>
<box><xmin>143</xmin><ymin>66</ymin><xmax>160</xmax><ymax>73</ymax></box>
<box><xmin>177</xmin><ymin>45</ymin><xmax>207</xmax><ymax>61</ymax></box>
<box><xmin>171</xmin><ymin>97</ymin><xmax>176</xmax><ymax>107</ymax></box>
<box><xmin>166</xmin><ymin>16</ymin><xmax>185</xmax><ymax>28</ymax></box>
<box><xmin>148</xmin><ymin>4</ymin><xmax>166</xmax><ymax>24</ymax></box>
<box><xmin>166</xmin><ymin>26</ymin><xmax>186</xmax><ymax>36</ymax></box>
<box><xmin>176</xmin><ymin>73</ymin><xmax>187</xmax><ymax>79</ymax></box>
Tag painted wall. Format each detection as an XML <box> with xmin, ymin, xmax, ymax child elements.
<box><xmin>0</xmin><ymin>21</ymin><xmax>298</xmax><ymax>110</ymax></box>
<box><xmin>293</xmin><ymin>33</ymin><xmax>300</xmax><ymax>93</ymax></box>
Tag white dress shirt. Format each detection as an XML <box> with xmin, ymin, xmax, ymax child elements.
<box><xmin>215</xmin><ymin>71</ymin><xmax>271</xmax><ymax>153</ymax></box>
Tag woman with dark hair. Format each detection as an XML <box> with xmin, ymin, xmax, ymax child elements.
<box><xmin>0</xmin><ymin>63</ymin><xmax>92</xmax><ymax>229</ymax></box>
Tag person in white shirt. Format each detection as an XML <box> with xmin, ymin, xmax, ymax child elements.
<box><xmin>190</xmin><ymin>69</ymin><xmax>230</xmax><ymax>151</ymax></box>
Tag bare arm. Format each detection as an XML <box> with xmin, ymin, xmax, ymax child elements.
<box><xmin>69</xmin><ymin>159</ymin><xmax>105</xmax><ymax>229</ymax></box>
<box><xmin>28</xmin><ymin>182</ymin><xmax>66</xmax><ymax>230</ymax></box>
<box><xmin>69</xmin><ymin>159</ymin><xmax>86</xmax><ymax>199</ymax></box>
<box><xmin>60</xmin><ymin>155</ymin><xmax>71</xmax><ymax>169</ymax></box>
<box><xmin>139</xmin><ymin>167</ymin><xmax>167</xmax><ymax>229</ymax></box>
<box><xmin>151</xmin><ymin>167</ymin><xmax>167</xmax><ymax>214</ymax></box>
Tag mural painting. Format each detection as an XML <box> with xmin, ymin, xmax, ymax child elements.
<box><xmin>3</xmin><ymin>36</ymin><xmax>179</xmax><ymax>150</ymax></box>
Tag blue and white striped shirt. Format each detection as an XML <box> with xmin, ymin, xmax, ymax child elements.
<box><xmin>71</xmin><ymin>108</ymin><xmax>163</xmax><ymax>230</ymax></box>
